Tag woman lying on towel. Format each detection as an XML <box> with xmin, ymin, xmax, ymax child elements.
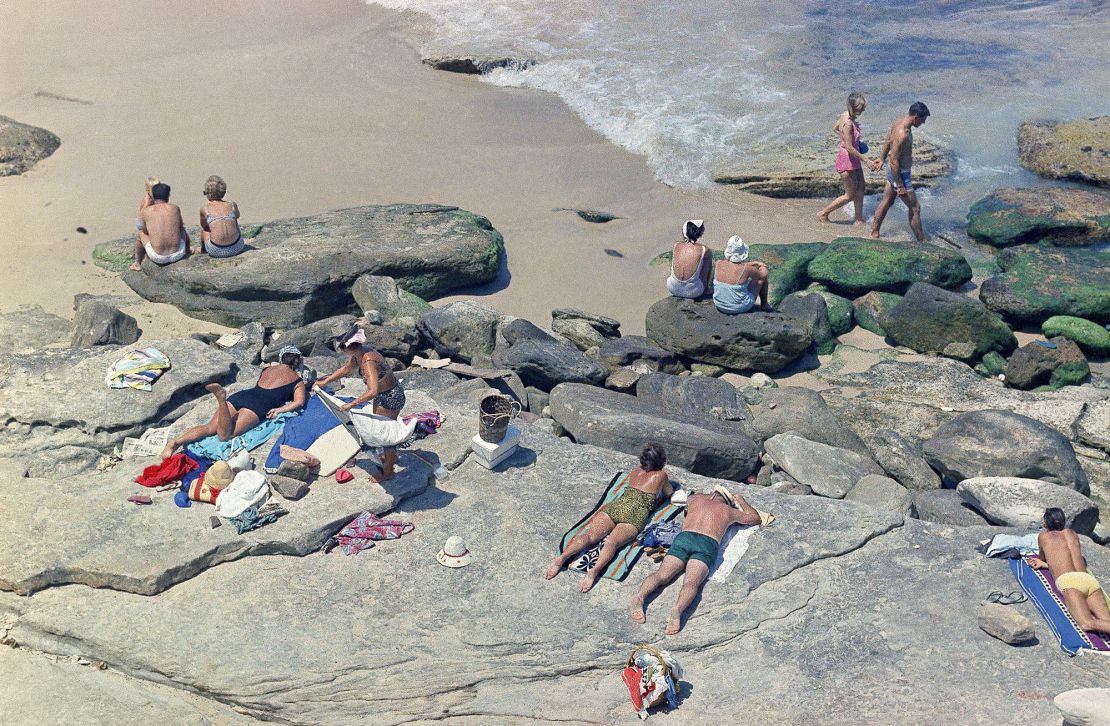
<box><xmin>545</xmin><ymin>443</ymin><xmax>673</xmax><ymax>593</ymax></box>
<box><xmin>313</xmin><ymin>326</ymin><xmax>406</xmax><ymax>483</ymax></box>
<box><xmin>161</xmin><ymin>346</ymin><xmax>307</xmax><ymax>459</ymax></box>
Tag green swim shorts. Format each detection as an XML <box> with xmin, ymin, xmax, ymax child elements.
<box><xmin>668</xmin><ymin>531</ymin><xmax>719</xmax><ymax>567</ymax></box>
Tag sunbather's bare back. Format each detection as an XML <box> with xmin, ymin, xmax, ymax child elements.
<box><xmin>626</xmin><ymin>467</ymin><xmax>670</xmax><ymax>497</ymax></box>
<box><xmin>140</xmin><ymin>201</ymin><xmax>187</xmax><ymax>255</ymax></box>
<box><xmin>682</xmin><ymin>492</ymin><xmax>758</xmax><ymax>541</ymax></box>
<box><xmin>1039</xmin><ymin>529</ymin><xmax>1086</xmax><ymax>578</ymax></box>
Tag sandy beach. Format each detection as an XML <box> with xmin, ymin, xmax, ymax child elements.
<box><xmin>1</xmin><ymin>0</ymin><xmax>863</xmax><ymax>339</ymax></box>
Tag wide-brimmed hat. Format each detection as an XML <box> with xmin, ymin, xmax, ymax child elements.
<box><xmin>206</xmin><ymin>460</ymin><xmax>234</xmax><ymax>489</ymax></box>
<box><xmin>437</xmin><ymin>535</ymin><xmax>472</xmax><ymax>568</ymax></box>
<box><xmin>713</xmin><ymin>484</ymin><xmax>738</xmax><ymax>509</ymax></box>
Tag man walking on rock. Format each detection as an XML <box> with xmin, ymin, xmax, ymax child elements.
<box><xmin>871</xmin><ymin>101</ymin><xmax>931</xmax><ymax>242</ymax></box>
<box><xmin>631</xmin><ymin>485</ymin><xmax>761</xmax><ymax>634</ymax></box>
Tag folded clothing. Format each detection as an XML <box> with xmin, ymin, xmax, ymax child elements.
<box><xmin>106</xmin><ymin>348</ymin><xmax>171</xmax><ymax>391</ymax></box>
<box><xmin>214</xmin><ymin>470</ymin><xmax>269</xmax><ymax>519</ymax></box>
<box><xmin>136</xmin><ymin>453</ymin><xmax>197</xmax><ymax>488</ymax></box>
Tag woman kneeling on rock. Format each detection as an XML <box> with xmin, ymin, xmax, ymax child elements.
<box><xmin>161</xmin><ymin>346</ymin><xmax>307</xmax><ymax>459</ymax></box>
<box><xmin>713</xmin><ymin>235</ymin><xmax>770</xmax><ymax>314</ymax></box>
<box><xmin>314</xmin><ymin>326</ymin><xmax>406</xmax><ymax>483</ymax></box>
<box><xmin>545</xmin><ymin>443</ymin><xmax>673</xmax><ymax>593</ymax></box>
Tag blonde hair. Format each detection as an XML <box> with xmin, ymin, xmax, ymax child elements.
<box><xmin>203</xmin><ymin>175</ymin><xmax>227</xmax><ymax>201</ymax></box>
<box><xmin>145</xmin><ymin>176</ymin><xmax>160</xmax><ymax>190</ymax></box>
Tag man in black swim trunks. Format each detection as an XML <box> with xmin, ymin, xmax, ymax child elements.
<box><xmin>631</xmin><ymin>485</ymin><xmax>760</xmax><ymax>634</ymax></box>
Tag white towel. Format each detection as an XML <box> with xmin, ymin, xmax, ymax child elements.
<box><xmin>214</xmin><ymin>470</ymin><xmax>269</xmax><ymax>519</ymax></box>
<box><xmin>709</xmin><ymin>525</ymin><xmax>759</xmax><ymax>583</ymax></box>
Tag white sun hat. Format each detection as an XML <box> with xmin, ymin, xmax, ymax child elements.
<box><xmin>437</xmin><ymin>535</ymin><xmax>473</xmax><ymax>568</ymax></box>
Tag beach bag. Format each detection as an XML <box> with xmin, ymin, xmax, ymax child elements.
<box><xmin>622</xmin><ymin>645</ymin><xmax>682</xmax><ymax>720</ymax></box>
<box><xmin>349</xmin><ymin>410</ymin><xmax>418</xmax><ymax>448</ymax></box>
<box><xmin>187</xmin><ymin>477</ymin><xmax>222</xmax><ymax>504</ymax></box>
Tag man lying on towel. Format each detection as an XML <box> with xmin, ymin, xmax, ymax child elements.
<box><xmin>1029</xmin><ymin>507</ymin><xmax>1110</xmax><ymax>634</ymax></box>
<box><xmin>631</xmin><ymin>484</ymin><xmax>760</xmax><ymax>635</ymax></box>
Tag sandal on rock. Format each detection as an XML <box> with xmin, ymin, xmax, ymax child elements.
<box><xmin>984</xmin><ymin>590</ymin><xmax>1027</xmax><ymax>605</ymax></box>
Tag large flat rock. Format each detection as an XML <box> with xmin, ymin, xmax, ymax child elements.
<box><xmin>967</xmin><ymin>187</ymin><xmax>1110</xmax><ymax>247</ymax></box>
<box><xmin>102</xmin><ymin>204</ymin><xmax>504</xmax><ymax>328</ymax></box>
<box><xmin>979</xmin><ymin>244</ymin><xmax>1110</xmax><ymax>325</ymax></box>
<box><xmin>806</xmin><ymin>237</ymin><xmax>972</xmax><ymax>298</ymax></box>
<box><xmin>1019</xmin><ymin>116</ymin><xmax>1110</xmax><ymax>187</ymax></box>
<box><xmin>0</xmin><ymin>115</ymin><xmax>60</xmax><ymax>176</ymax></box>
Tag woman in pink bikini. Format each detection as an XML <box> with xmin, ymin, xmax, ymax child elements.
<box><xmin>818</xmin><ymin>92</ymin><xmax>881</xmax><ymax>226</ymax></box>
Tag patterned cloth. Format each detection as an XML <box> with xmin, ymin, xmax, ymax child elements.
<box><xmin>1011</xmin><ymin>555</ymin><xmax>1110</xmax><ymax>656</ymax></box>
<box><xmin>106</xmin><ymin>348</ymin><xmax>170</xmax><ymax>391</ymax></box>
<box><xmin>327</xmin><ymin>512</ymin><xmax>414</xmax><ymax>555</ymax></box>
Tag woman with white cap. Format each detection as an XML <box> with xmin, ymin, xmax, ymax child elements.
<box><xmin>712</xmin><ymin>236</ymin><xmax>770</xmax><ymax>315</ymax></box>
<box><xmin>666</xmin><ymin>220</ymin><xmax>712</xmax><ymax>299</ymax></box>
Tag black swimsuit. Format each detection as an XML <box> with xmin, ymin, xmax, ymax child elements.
<box><xmin>228</xmin><ymin>377</ymin><xmax>300</xmax><ymax>421</ymax></box>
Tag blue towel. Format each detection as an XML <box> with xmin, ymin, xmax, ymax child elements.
<box><xmin>186</xmin><ymin>412</ymin><xmax>295</xmax><ymax>461</ymax></box>
<box><xmin>263</xmin><ymin>394</ymin><xmax>371</xmax><ymax>472</ymax></box>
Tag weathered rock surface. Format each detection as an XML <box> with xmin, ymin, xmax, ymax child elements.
<box><xmin>397</xmin><ymin>367</ymin><xmax>461</xmax><ymax>396</ymax></box>
<box><xmin>852</xmin><ymin>291</ymin><xmax>902</xmax><ymax>336</ymax></box>
<box><xmin>261</xmin><ymin>314</ymin><xmax>356</xmax><ymax>361</ymax></box>
<box><xmin>1019</xmin><ymin>116</ymin><xmax>1110</xmax><ymax>186</ymax></box>
<box><xmin>1054</xmin><ymin>687</ymin><xmax>1110</xmax><ymax>726</ymax></box>
<box><xmin>70</xmin><ymin>294</ymin><xmax>140</xmax><ymax>348</ymax></box>
<box><xmin>1043</xmin><ymin>315</ymin><xmax>1110</xmax><ymax>357</ymax></box>
<box><xmin>0</xmin><ymin>305</ymin><xmax>70</xmax><ymax>353</ymax></box>
<box><xmin>779</xmin><ymin>291</ymin><xmax>835</xmax><ymax>354</ymax></box>
<box><xmin>923</xmin><ymin>410</ymin><xmax>1090</xmax><ymax>493</ymax></box>
<box><xmin>866</xmin><ymin>428</ymin><xmax>942</xmax><ymax>491</ymax></box>
<box><xmin>492</xmin><ymin>319</ymin><xmax>608</xmax><ymax>391</ymax></box>
<box><xmin>845</xmin><ymin>474</ymin><xmax>913</xmax><ymax>515</ymax></box>
<box><xmin>914</xmin><ymin>489</ymin><xmax>990</xmax><ymax>527</ymax></box>
<box><xmin>1078</xmin><ymin>400</ymin><xmax>1110</xmax><ymax>453</ymax></box>
<box><xmin>763</xmin><ymin>433</ymin><xmax>883</xmax><ymax>498</ymax></box>
<box><xmin>549</xmin><ymin>383</ymin><xmax>759</xmax><ymax>480</ymax></box>
<box><xmin>645</xmin><ymin>297</ymin><xmax>813</xmax><ymax>373</ymax></box>
<box><xmin>596</xmin><ymin>335</ymin><xmax>683</xmax><ymax>374</ymax></box>
<box><xmin>967</xmin><ymin>187</ymin><xmax>1110</xmax><ymax>247</ymax></box>
<box><xmin>419</xmin><ymin>301</ymin><xmax>503</xmax><ymax>366</ymax></box>
<box><xmin>103</xmin><ymin>204</ymin><xmax>503</xmax><ymax>327</ymax></box>
<box><xmin>1005</xmin><ymin>336</ymin><xmax>1089</xmax><ymax>391</ymax></box>
<box><xmin>977</xmin><ymin>603</ymin><xmax>1035</xmax><ymax>645</ymax></box>
<box><xmin>713</xmin><ymin>136</ymin><xmax>953</xmax><ymax>197</ymax></box>
<box><xmin>957</xmin><ymin>476</ymin><xmax>1099</xmax><ymax>535</ymax></box>
<box><xmin>550</xmin><ymin>308</ymin><xmax>621</xmax><ymax>351</ymax></box>
<box><xmin>882</xmin><ymin>282</ymin><xmax>1017</xmax><ymax>362</ymax></box>
<box><xmin>422</xmin><ymin>55</ymin><xmax>535</xmax><ymax>74</ymax></box>
<box><xmin>979</xmin><ymin>245</ymin><xmax>1110</xmax><ymax>324</ymax></box>
<box><xmin>0</xmin><ymin>115</ymin><xmax>60</xmax><ymax>175</ymax></box>
<box><xmin>806</xmin><ymin>237</ymin><xmax>972</xmax><ymax>298</ymax></box>
<box><xmin>805</xmin><ymin>288</ymin><xmax>854</xmax><ymax>335</ymax></box>
<box><xmin>634</xmin><ymin>373</ymin><xmax>754</xmax><ymax>432</ymax></box>
<box><xmin>751</xmin><ymin>386</ymin><xmax>871</xmax><ymax>457</ymax></box>
<box><xmin>351</xmin><ymin>274</ymin><xmax>431</xmax><ymax>325</ymax></box>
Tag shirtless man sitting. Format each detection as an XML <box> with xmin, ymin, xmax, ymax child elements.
<box><xmin>631</xmin><ymin>484</ymin><xmax>761</xmax><ymax>635</ymax></box>
<box><xmin>130</xmin><ymin>182</ymin><xmax>192</xmax><ymax>271</ymax></box>
<box><xmin>870</xmin><ymin>101</ymin><xmax>930</xmax><ymax>243</ymax></box>
<box><xmin>1028</xmin><ymin>507</ymin><xmax>1110</xmax><ymax>634</ymax></box>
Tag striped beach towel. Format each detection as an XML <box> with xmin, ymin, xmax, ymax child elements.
<box><xmin>559</xmin><ymin>471</ymin><xmax>683</xmax><ymax>582</ymax></box>
<box><xmin>1010</xmin><ymin>556</ymin><xmax>1110</xmax><ymax>656</ymax></box>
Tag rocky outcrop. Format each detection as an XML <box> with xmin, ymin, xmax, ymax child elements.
<box><xmin>881</xmin><ymin>283</ymin><xmax>1017</xmax><ymax>362</ymax></box>
<box><xmin>1018</xmin><ymin>116</ymin><xmax>1110</xmax><ymax>187</ymax></box>
<box><xmin>805</xmin><ymin>288</ymin><xmax>854</xmax><ymax>335</ymax></box>
<box><xmin>351</xmin><ymin>274</ymin><xmax>431</xmax><ymax>325</ymax></box>
<box><xmin>966</xmin><ymin>187</ymin><xmax>1110</xmax><ymax>247</ymax></box>
<box><xmin>70</xmin><ymin>295</ymin><xmax>140</xmax><ymax>348</ymax></box>
<box><xmin>957</xmin><ymin>476</ymin><xmax>1099</xmax><ymax>535</ymax></box>
<box><xmin>866</xmin><ymin>428</ymin><xmax>942</xmax><ymax>492</ymax></box>
<box><xmin>1004</xmin><ymin>337</ymin><xmax>1089</xmax><ymax>391</ymax></box>
<box><xmin>979</xmin><ymin>244</ymin><xmax>1110</xmax><ymax>324</ymax></box>
<box><xmin>261</xmin><ymin>315</ymin><xmax>356</xmax><ymax>361</ymax></box>
<box><xmin>713</xmin><ymin>137</ymin><xmax>953</xmax><ymax>197</ymax></box>
<box><xmin>913</xmin><ymin>489</ymin><xmax>989</xmax><ymax>527</ymax></box>
<box><xmin>550</xmin><ymin>308</ymin><xmax>621</xmax><ymax>351</ymax></box>
<box><xmin>596</xmin><ymin>335</ymin><xmax>683</xmax><ymax>374</ymax></box>
<box><xmin>422</xmin><ymin>55</ymin><xmax>535</xmax><ymax>74</ymax></box>
<box><xmin>923</xmin><ymin>410</ymin><xmax>1090</xmax><ymax>493</ymax></box>
<box><xmin>763</xmin><ymin>433</ymin><xmax>884</xmax><ymax>498</ymax></box>
<box><xmin>0</xmin><ymin>305</ymin><xmax>70</xmax><ymax>353</ymax></box>
<box><xmin>634</xmin><ymin>373</ymin><xmax>754</xmax><ymax>433</ymax></box>
<box><xmin>103</xmin><ymin>204</ymin><xmax>504</xmax><ymax>328</ymax></box>
<box><xmin>750</xmin><ymin>386</ymin><xmax>871</xmax><ymax>457</ymax></box>
<box><xmin>492</xmin><ymin>319</ymin><xmax>609</xmax><ymax>391</ymax></box>
<box><xmin>0</xmin><ymin>115</ymin><xmax>60</xmax><ymax>175</ymax></box>
<box><xmin>852</xmin><ymin>291</ymin><xmax>902</xmax><ymax>336</ymax></box>
<box><xmin>1042</xmin><ymin>315</ymin><xmax>1110</xmax><ymax>357</ymax></box>
<box><xmin>779</xmin><ymin>291</ymin><xmax>835</xmax><ymax>354</ymax></box>
<box><xmin>807</xmin><ymin>237</ymin><xmax>972</xmax><ymax>298</ymax></box>
<box><xmin>645</xmin><ymin>297</ymin><xmax>813</xmax><ymax>373</ymax></box>
<box><xmin>549</xmin><ymin>383</ymin><xmax>759</xmax><ymax>480</ymax></box>
<box><xmin>845</xmin><ymin>474</ymin><xmax>913</xmax><ymax>516</ymax></box>
<box><xmin>419</xmin><ymin>301</ymin><xmax>503</xmax><ymax>366</ymax></box>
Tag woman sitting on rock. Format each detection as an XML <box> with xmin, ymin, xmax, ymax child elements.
<box><xmin>712</xmin><ymin>236</ymin><xmax>770</xmax><ymax>314</ymax></box>
<box><xmin>666</xmin><ymin>219</ymin><xmax>712</xmax><ymax>299</ymax></box>
<box><xmin>161</xmin><ymin>346</ymin><xmax>307</xmax><ymax>459</ymax></box>
<box><xmin>314</xmin><ymin>327</ymin><xmax>406</xmax><ymax>483</ymax></box>
<box><xmin>545</xmin><ymin>443</ymin><xmax>674</xmax><ymax>593</ymax></box>
<box><xmin>199</xmin><ymin>175</ymin><xmax>246</xmax><ymax>258</ymax></box>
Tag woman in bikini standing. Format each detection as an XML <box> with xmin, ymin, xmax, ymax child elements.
<box><xmin>818</xmin><ymin>92</ymin><xmax>881</xmax><ymax>225</ymax></box>
<box><xmin>314</xmin><ymin>327</ymin><xmax>407</xmax><ymax>483</ymax></box>
<box><xmin>199</xmin><ymin>175</ymin><xmax>247</xmax><ymax>258</ymax></box>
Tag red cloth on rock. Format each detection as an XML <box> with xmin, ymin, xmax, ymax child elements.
<box><xmin>136</xmin><ymin>453</ymin><xmax>198</xmax><ymax>488</ymax></box>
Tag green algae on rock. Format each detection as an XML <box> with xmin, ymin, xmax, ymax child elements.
<box><xmin>966</xmin><ymin>187</ymin><xmax>1110</xmax><ymax>247</ymax></box>
<box><xmin>852</xmin><ymin>291</ymin><xmax>903</xmax><ymax>337</ymax></box>
<box><xmin>979</xmin><ymin>245</ymin><xmax>1110</xmax><ymax>324</ymax></box>
<box><xmin>1042</xmin><ymin>315</ymin><xmax>1110</xmax><ymax>357</ymax></box>
<box><xmin>881</xmin><ymin>282</ymin><xmax>1017</xmax><ymax>363</ymax></box>
<box><xmin>807</xmin><ymin>237</ymin><xmax>972</xmax><ymax>298</ymax></box>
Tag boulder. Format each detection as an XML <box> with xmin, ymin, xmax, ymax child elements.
<box><xmin>351</xmin><ymin>274</ymin><xmax>431</xmax><ymax>325</ymax></box>
<box><xmin>979</xmin><ymin>245</ymin><xmax>1110</xmax><ymax>324</ymax></box>
<box><xmin>763</xmin><ymin>433</ymin><xmax>883</xmax><ymax>498</ymax></box>
<box><xmin>1077</xmin><ymin>400</ymin><xmax>1110</xmax><ymax>453</ymax></box>
<box><xmin>913</xmin><ymin>489</ymin><xmax>990</xmax><ymax>527</ymax></box>
<box><xmin>419</xmin><ymin>301</ymin><xmax>503</xmax><ymax>366</ymax></box>
<box><xmin>492</xmin><ymin>319</ymin><xmax>608</xmax><ymax>392</ymax></box>
<box><xmin>1018</xmin><ymin>116</ymin><xmax>1110</xmax><ymax>186</ymax></box>
<box><xmin>0</xmin><ymin>115</ymin><xmax>60</xmax><ymax>175</ymax></box>
<box><xmin>1054</xmin><ymin>688</ymin><xmax>1110</xmax><ymax>726</ymax></box>
<box><xmin>852</xmin><ymin>291</ymin><xmax>902</xmax><ymax>336</ymax></box>
<box><xmin>422</xmin><ymin>55</ymin><xmax>534</xmax><ymax>74</ymax></box>
<box><xmin>966</xmin><ymin>187</ymin><xmax>1110</xmax><ymax>247</ymax></box>
<box><xmin>1042</xmin><ymin>315</ymin><xmax>1110</xmax><ymax>357</ymax></box>
<box><xmin>262</xmin><ymin>315</ymin><xmax>356</xmax><ymax>361</ymax></box>
<box><xmin>651</xmin><ymin>242</ymin><xmax>826</xmax><ymax>306</ymax></box>
<box><xmin>751</xmin><ymin>387</ymin><xmax>871</xmax><ymax>457</ymax></box>
<box><xmin>645</xmin><ymin>297</ymin><xmax>813</xmax><ymax>373</ymax></box>
<box><xmin>713</xmin><ymin>136</ymin><xmax>953</xmax><ymax>197</ymax></box>
<box><xmin>923</xmin><ymin>410</ymin><xmax>1089</xmax><ymax>493</ymax></box>
<box><xmin>0</xmin><ymin>305</ymin><xmax>71</xmax><ymax>353</ymax></box>
<box><xmin>550</xmin><ymin>308</ymin><xmax>621</xmax><ymax>351</ymax></box>
<box><xmin>975</xmin><ymin>351</ymin><xmax>1007</xmax><ymax>379</ymax></box>
<box><xmin>881</xmin><ymin>283</ymin><xmax>1017</xmax><ymax>362</ymax></box>
<box><xmin>805</xmin><ymin>288</ymin><xmax>854</xmax><ymax>335</ymax></box>
<box><xmin>70</xmin><ymin>294</ymin><xmax>140</xmax><ymax>348</ymax></box>
<box><xmin>549</xmin><ymin>383</ymin><xmax>760</xmax><ymax>480</ymax></box>
<box><xmin>634</xmin><ymin>373</ymin><xmax>753</xmax><ymax>431</ymax></box>
<box><xmin>779</xmin><ymin>291</ymin><xmax>835</xmax><ymax>354</ymax></box>
<box><xmin>1004</xmin><ymin>337</ymin><xmax>1089</xmax><ymax>391</ymax></box>
<box><xmin>604</xmin><ymin>366</ymin><xmax>642</xmax><ymax>392</ymax></box>
<box><xmin>767</xmin><ymin>472</ymin><xmax>813</xmax><ymax>496</ymax></box>
<box><xmin>866</xmin><ymin>429</ymin><xmax>942</xmax><ymax>492</ymax></box>
<box><xmin>104</xmin><ymin>204</ymin><xmax>503</xmax><ymax>327</ymax></box>
<box><xmin>397</xmin><ymin>368</ymin><xmax>461</xmax><ymax>396</ymax></box>
<box><xmin>957</xmin><ymin>476</ymin><xmax>1099</xmax><ymax>535</ymax></box>
<box><xmin>806</xmin><ymin>237</ymin><xmax>972</xmax><ymax>298</ymax></box>
<box><xmin>596</xmin><ymin>336</ymin><xmax>683</xmax><ymax>374</ymax></box>
<box><xmin>845</xmin><ymin>475</ymin><xmax>913</xmax><ymax>515</ymax></box>
<box><xmin>976</xmin><ymin>603</ymin><xmax>1036</xmax><ymax>645</ymax></box>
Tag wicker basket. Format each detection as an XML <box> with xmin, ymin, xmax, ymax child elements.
<box><xmin>477</xmin><ymin>394</ymin><xmax>520</xmax><ymax>443</ymax></box>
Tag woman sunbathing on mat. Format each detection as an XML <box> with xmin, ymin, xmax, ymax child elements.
<box><xmin>545</xmin><ymin>443</ymin><xmax>673</xmax><ymax>593</ymax></box>
<box><xmin>161</xmin><ymin>346</ymin><xmax>307</xmax><ymax>459</ymax></box>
